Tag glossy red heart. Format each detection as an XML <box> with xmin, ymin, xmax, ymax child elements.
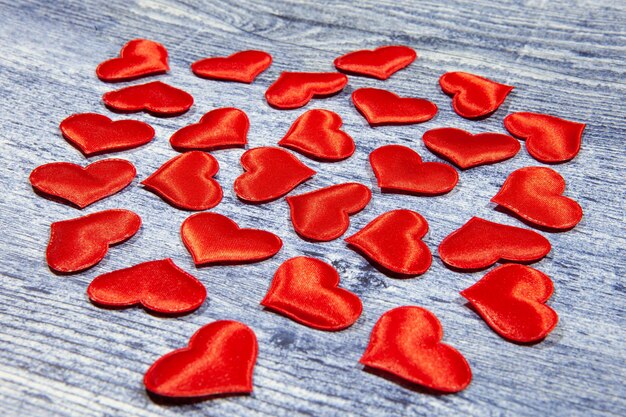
<box><xmin>144</xmin><ymin>320</ymin><xmax>258</xmax><ymax>398</ymax></box>
<box><xmin>278</xmin><ymin>109</ymin><xmax>355</xmax><ymax>161</ymax></box>
<box><xmin>360</xmin><ymin>306</ymin><xmax>472</xmax><ymax>393</ymax></box>
<box><xmin>461</xmin><ymin>264</ymin><xmax>558</xmax><ymax>343</ymax></box>
<box><xmin>103</xmin><ymin>81</ymin><xmax>194</xmax><ymax>116</ymax></box>
<box><xmin>96</xmin><ymin>39</ymin><xmax>169</xmax><ymax>82</ymax></box>
<box><xmin>334</xmin><ymin>45</ymin><xmax>417</xmax><ymax>80</ymax></box>
<box><xmin>30</xmin><ymin>159</ymin><xmax>135</xmax><ymax>208</ymax></box>
<box><xmin>287</xmin><ymin>183</ymin><xmax>371</xmax><ymax>242</ymax></box>
<box><xmin>439</xmin><ymin>72</ymin><xmax>513</xmax><ymax>119</ymax></box>
<box><xmin>438</xmin><ymin>217</ymin><xmax>551</xmax><ymax>270</ymax></box>
<box><xmin>265</xmin><ymin>72</ymin><xmax>348</xmax><ymax>109</ymax></box>
<box><xmin>491</xmin><ymin>167</ymin><xmax>583</xmax><ymax>230</ymax></box>
<box><xmin>261</xmin><ymin>257</ymin><xmax>362</xmax><ymax>331</ymax></box>
<box><xmin>370</xmin><ymin>145</ymin><xmax>458</xmax><ymax>195</ymax></box>
<box><xmin>46</xmin><ymin>209</ymin><xmax>141</xmax><ymax>273</ymax></box>
<box><xmin>504</xmin><ymin>112</ymin><xmax>585</xmax><ymax>163</ymax></box>
<box><xmin>169</xmin><ymin>107</ymin><xmax>248</xmax><ymax>151</ymax></box>
<box><xmin>142</xmin><ymin>151</ymin><xmax>222</xmax><ymax>211</ymax></box>
<box><xmin>191</xmin><ymin>50</ymin><xmax>272</xmax><ymax>83</ymax></box>
<box><xmin>352</xmin><ymin>88</ymin><xmax>437</xmax><ymax>126</ymax></box>
<box><xmin>87</xmin><ymin>258</ymin><xmax>206</xmax><ymax>315</ymax></box>
<box><xmin>181</xmin><ymin>212</ymin><xmax>282</xmax><ymax>266</ymax></box>
<box><xmin>234</xmin><ymin>147</ymin><xmax>316</xmax><ymax>203</ymax></box>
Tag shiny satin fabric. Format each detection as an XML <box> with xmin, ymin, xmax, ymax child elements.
<box><xmin>265</xmin><ymin>72</ymin><xmax>348</xmax><ymax>109</ymax></box>
<box><xmin>192</xmin><ymin>50</ymin><xmax>272</xmax><ymax>83</ymax></box>
<box><xmin>352</xmin><ymin>88</ymin><xmax>437</xmax><ymax>126</ymax></box>
<box><xmin>170</xmin><ymin>107</ymin><xmax>249</xmax><ymax>151</ymax></box>
<box><xmin>334</xmin><ymin>45</ymin><xmax>417</xmax><ymax>80</ymax></box>
<box><xmin>103</xmin><ymin>81</ymin><xmax>194</xmax><ymax>116</ymax></box>
<box><xmin>96</xmin><ymin>38</ymin><xmax>169</xmax><ymax>82</ymax></box>
<box><xmin>439</xmin><ymin>71</ymin><xmax>513</xmax><ymax>119</ymax></box>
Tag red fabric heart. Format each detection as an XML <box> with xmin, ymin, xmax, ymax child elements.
<box><xmin>265</xmin><ymin>72</ymin><xmax>348</xmax><ymax>109</ymax></box>
<box><xmin>334</xmin><ymin>45</ymin><xmax>417</xmax><ymax>80</ymax></box>
<box><xmin>461</xmin><ymin>264</ymin><xmax>558</xmax><ymax>343</ymax></box>
<box><xmin>491</xmin><ymin>167</ymin><xmax>583</xmax><ymax>230</ymax></box>
<box><xmin>144</xmin><ymin>320</ymin><xmax>257</xmax><ymax>398</ymax></box>
<box><xmin>422</xmin><ymin>127</ymin><xmax>520</xmax><ymax>169</ymax></box>
<box><xmin>438</xmin><ymin>217</ymin><xmax>551</xmax><ymax>270</ymax></box>
<box><xmin>370</xmin><ymin>145</ymin><xmax>458</xmax><ymax>195</ymax></box>
<box><xmin>87</xmin><ymin>258</ymin><xmax>206</xmax><ymax>315</ymax></box>
<box><xmin>191</xmin><ymin>50</ymin><xmax>272</xmax><ymax>83</ymax></box>
<box><xmin>360</xmin><ymin>306</ymin><xmax>472</xmax><ymax>393</ymax></box>
<box><xmin>46</xmin><ymin>209</ymin><xmax>141</xmax><ymax>273</ymax></box>
<box><xmin>181</xmin><ymin>212</ymin><xmax>282</xmax><ymax>266</ymax></box>
<box><xmin>261</xmin><ymin>257</ymin><xmax>362</xmax><ymax>331</ymax></box>
<box><xmin>96</xmin><ymin>39</ymin><xmax>169</xmax><ymax>82</ymax></box>
<box><xmin>439</xmin><ymin>72</ymin><xmax>513</xmax><ymax>119</ymax></box>
<box><xmin>142</xmin><ymin>151</ymin><xmax>222</xmax><ymax>211</ymax></box>
<box><xmin>346</xmin><ymin>210</ymin><xmax>431</xmax><ymax>276</ymax></box>
<box><xmin>287</xmin><ymin>183</ymin><xmax>371</xmax><ymax>242</ymax></box>
<box><xmin>504</xmin><ymin>112</ymin><xmax>585</xmax><ymax>163</ymax></box>
<box><xmin>352</xmin><ymin>88</ymin><xmax>437</xmax><ymax>126</ymax></box>
<box><xmin>103</xmin><ymin>81</ymin><xmax>194</xmax><ymax>116</ymax></box>
<box><xmin>170</xmin><ymin>107</ymin><xmax>249</xmax><ymax>151</ymax></box>
<box><xmin>234</xmin><ymin>147</ymin><xmax>316</xmax><ymax>203</ymax></box>
<box><xmin>278</xmin><ymin>109</ymin><xmax>355</xmax><ymax>161</ymax></box>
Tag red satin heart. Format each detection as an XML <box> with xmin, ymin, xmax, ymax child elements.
<box><xmin>191</xmin><ymin>50</ymin><xmax>272</xmax><ymax>83</ymax></box>
<box><xmin>334</xmin><ymin>45</ymin><xmax>417</xmax><ymax>80</ymax></box>
<box><xmin>144</xmin><ymin>320</ymin><xmax>258</xmax><ymax>398</ymax></box>
<box><xmin>422</xmin><ymin>128</ymin><xmax>520</xmax><ymax>169</ymax></box>
<box><xmin>287</xmin><ymin>183</ymin><xmax>371</xmax><ymax>242</ymax></box>
<box><xmin>439</xmin><ymin>72</ymin><xmax>513</xmax><ymax>119</ymax></box>
<box><xmin>370</xmin><ymin>145</ymin><xmax>458</xmax><ymax>195</ymax></box>
<box><xmin>491</xmin><ymin>167</ymin><xmax>583</xmax><ymax>230</ymax></box>
<box><xmin>504</xmin><ymin>112</ymin><xmax>585</xmax><ymax>163</ymax></box>
<box><xmin>46</xmin><ymin>209</ymin><xmax>141</xmax><ymax>273</ymax></box>
<box><xmin>352</xmin><ymin>88</ymin><xmax>437</xmax><ymax>126</ymax></box>
<box><xmin>278</xmin><ymin>109</ymin><xmax>355</xmax><ymax>161</ymax></box>
<box><xmin>346</xmin><ymin>210</ymin><xmax>431</xmax><ymax>276</ymax></box>
<box><xmin>96</xmin><ymin>39</ymin><xmax>169</xmax><ymax>82</ymax></box>
<box><xmin>169</xmin><ymin>107</ymin><xmax>249</xmax><ymax>151</ymax></box>
<box><xmin>142</xmin><ymin>151</ymin><xmax>222</xmax><ymax>211</ymax></box>
<box><xmin>461</xmin><ymin>264</ymin><xmax>558</xmax><ymax>343</ymax></box>
<box><xmin>265</xmin><ymin>72</ymin><xmax>348</xmax><ymax>109</ymax></box>
<box><xmin>438</xmin><ymin>217</ymin><xmax>551</xmax><ymax>270</ymax></box>
<box><xmin>87</xmin><ymin>258</ymin><xmax>206</xmax><ymax>315</ymax></box>
<box><xmin>181</xmin><ymin>212</ymin><xmax>282</xmax><ymax>266</ymax></box>
<box><xmin>234</xmin><ymin>147</ymin><xmax>316</xmax><ymax>203</ymax></box>
<box><xmin>360</xmin><ymin>306</ymin><xmax>472</xmax><ymax>393</ymax></box>
<box><xmin>261</xmin><ymin>257</ymin><xmax>362</xmax><ymax>331</ymax></box>
<box><xmin>103</xmin><ymin>81</ymin><xmax>194</xmax><ymax>116</ymax></box>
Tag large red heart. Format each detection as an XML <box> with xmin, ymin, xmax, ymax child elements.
<box><xmin>169</xmin><ymin>107</ymin><xmax>249</xmax><ymax>151</ymax></box>
<box><xmin>87</xmin><ymin>258</ymin><xmax>206</xmax><ymax>315</ymax></box>
<box><xmin>96</xmin><ymin>39</ymin><xmax>169</xmax><ymax>82</ymax></box>
<box><xmin>369</xmin><ymin>145</ymin><xmax>458</xmax><ymax>195</ymax></box>
<box><xmin>144</xmin><ymin>320</ymin><xmax>258</xmax><ymax>398</ymax></box>
<box><xmin>30</xmin><ymin>159</ymin><xmax>136</xmax><ymax>208</ymax></box>
<box><xmin>191</xmin><ymin>50</ymin><xmax>272</xmax><ymax>83</ymax></box>
<box><xmin>439</xmin><ymin>72</ymin><xmax>513</xmax><ymax>119</ymax></box>
<box><xmin>103</xmin><ymin>81</ymin><xmax>194</xmax><ymax>116</ymax></box>
<box><xmin>360</xmin><ymin>306</ymin><xmax>472</xmax><ymax>393</ymax></box>
<box><xmin>46</xmin><ymin>209</ymin><xmax>141</xmax><ymax>273</ymax></box>
<box><xmin>461</xmin><ymin>264</ymin><xmax>558</xmax><ymax>343</ymax></box>
<box><xmin>334</xmin><ymin>45</ymin><xmax>417</xmax><ymax>80</ymax></box>
<box><xmin>261</xmin><ymin>257</ymin><xmax>362</xmax><ymax>331</ymax></box>
<box><xmin>491</xmin><ymin>167</ymin><xmax>583</xmax><ymax>230</ymax></box>
<box><xmin>352</xmin><ymin>88</ymin><xmax>437</xmax><ymax>126</ymax></box>
<box><xmin>265</xmin><ymin>72</ymin><xmax>348</xmax><ymax>109</ymax></box>
<box><xmin>287</xmin><ymin>183</ymin><xmax>371</xmax><ymax>242</ymax></box>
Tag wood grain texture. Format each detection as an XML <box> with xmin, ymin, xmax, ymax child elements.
<box><xmin>0</xmin><ymin>0</ymin><xmax>625</xmax><ymax>416</ymax></box>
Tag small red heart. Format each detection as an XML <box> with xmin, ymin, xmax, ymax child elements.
<box><xmin>422</xmin><ymin>127</ymin><xmax>520</xmax><ymax>169</ymax></box>
<box><xmin>504</xmin><ymin>112</ymin><xmax>585</xmax><ymax>163</ymax></box>
<box><xmin>287</xmin><ymin>183</ymin><xmax>371</xmax><ymax>242</ymax></box>
<box><xmin>491</xmin><ymin>167</ymin><xmax>583</xmax><ymax>230</ymax></box>
<box><xmin>191</xmin><ymin>50</ymin><xmax>272</xmax><ymax>83</ymax></box>
<box><xmin>360</xmin><ymin>306</ymin><xmax>472</xmax><ymax>393</ymax></box>
<box><xmin>96</xmin><ymin>39</ymin><xmax>169</xmax><ymax>82</ymax></box>
<box><xmin>346</xmin><ymin>210</ymin><xmax>431</xmax><ymax>276</ymax></box>
<box><xmin>181</xmin><ymin>212</ymin><xmax>282</xmax><ymax>266</ymax></box>
<box><xmin>87</xmin><ymin>258</ymin><xmax>206</xmax><ymax>315</ymax></box>
<box><xmin>352</xmin><ymin>88</ymin><xmax>437</xmax><ymax>126</ymax></box>
<box><xmin>170</xmin><ymin>107</ymin><xmax>249</xmax><ymax>151</ymax></box>
<box><xmin>46</xmin><ymin>209</ymin><xmax>141</xmax><ymax>273</ymax></box>
<box><xmin>461</xmin><ymin>264</ymin><xmax>558</xmax><ymax>343</ymax></box>
<box><xmin>370</xmin><ymin>145</ymin><xmax>458</xmax><ymax>195</ymax></box>
<box><xmin>144</xmin><ymin>320</ymin><xmax>258</xmax><ymax>398</ymax></box>
<box><xmin>265</xmin><ymin>72</ymin><xmax>348</xmax><ymax>109</ymax></box>
<box><xmin>334</xmin><ymin>45</ymin><xmax>417</xmax><ymax>80</ymax></box>
<box><xmin>142</xmin><ymin>151</ymin><xmax>222</xmax><ymax>211</ymax></box>
<box><xmin>278</xmin><ymin>109</ymin><xmax>355</xmax><ymax>161</ymax></box>
<box><xmin>103</xmin><ymin>81</ymin><xmax>194</xmax><ymax>116</ymax></box>
<box><xmin>261</xmin><ymin>257</ymin><xmax>362</xmax><ymax>331</ymax></box>
<box><xmin>438</xmin><ymin>217</ymin><xmax>551</xmax><ymax>270</ymax></box>
<box><xmin>439</xmin><ymin>72</ymin><xmax>513</xmax><ymax>119</ymax></box>
<box><xmin>234</xmin><ymin>147</ymin><xmax>316</xmax><ymax>203</ymax></box>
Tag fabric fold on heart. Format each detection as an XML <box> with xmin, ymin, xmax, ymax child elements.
<box><xmin>439</xmin><ymin>72</ymin><xmax>513</xmax><ymax>119</ymax></box>
<box><xmin>352</xmin><ymin>88</ymin><xmax>437</xmax><ymax>126</ymax></box>
<box><xmin>170</xmin><ymin>107</ymin><xmax>249</xmax><ymax>151</ymax></box>
<box><xmin>96</xmin><ymin>39</ymin><xmax>169</xmax><ymax>82</ymax></box>
<box><xmin>265</xmin><ymin>72</ymin><xmax>348</xmax><ymax>109</ymax></box>
<box><xmin>334</xmin><ymin>45</ymin><xmax>417</xmax><ymax>80</ymax></box>
<box><xmin>103</xmin><ymin>81</ymin><xmax>194</xmax><ymax>116</ymax></box>
<box><xmin>191</xmin><ymin>50</ymin><xmax>272</xmax><ymax>83</ymax></box>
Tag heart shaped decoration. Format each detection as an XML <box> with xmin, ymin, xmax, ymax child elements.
<box><xmin>170</xmin><ymin>107</ymin><xmax>249</xmax><ymax>151</ymax></box>
<box><xmin>352</xmin><ymin>88</ymin><xmax>437</xmax><ymax>126</ymax></box>
<box><xmin>96</xmin><ymin>39</ymin><xmax>169</xmax><ymax>82</ymax></box>
<box><xmin>103</xmin><ymin>81</ymin><xmax>194</xmax><ymax>116</ymax></box>
<box><xmin>334</xmin><ymin>45</ymin><xmax>417</xmax><ymax>80</ymax></box>
<box><xmin>265</xmin><ymin>72</ymin><xmax>348</xmax><ymax>109</ymax></box>
<box><xmin>439</xmin><ymin>72</ymin><xmax>513</xmax><ymax>119</ymax></box>
<box><xmin>191</xmin><ymin>50</ymin><xmax>272</xmax><ymax>83</ymax></box>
